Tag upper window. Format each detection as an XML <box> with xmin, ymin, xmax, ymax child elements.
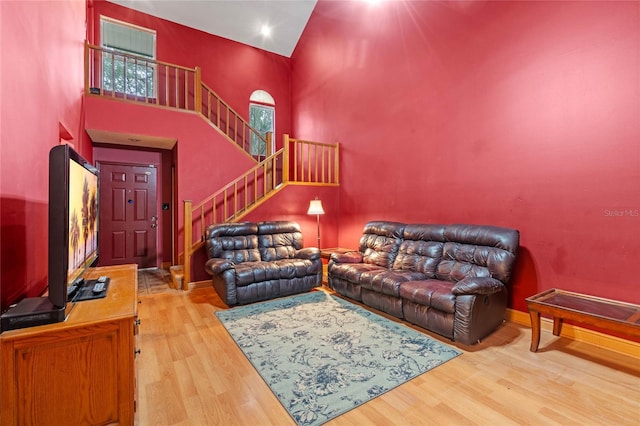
<box><xmin>249</xmin><ymin>90</ymin><xmax>275</xmax><ymax>158</ymax></box>
<box><xmin>100</xmin><ymin>17</ymin><xmax>157</xmax><ymax>98</ymax></box>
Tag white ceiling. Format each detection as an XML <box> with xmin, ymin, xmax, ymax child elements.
<box><xmin>108</xmin><ymin>0</ymin><xmax>318</xmax><ymax>58</ymax></box>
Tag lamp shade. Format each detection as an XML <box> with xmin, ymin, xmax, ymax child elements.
<box><xmin>307</xmin><ymin>199</ymin><xmax>325</xmax><ymax>215</ymax></box>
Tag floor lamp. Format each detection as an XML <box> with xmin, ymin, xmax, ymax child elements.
<box><xmin>307</xmin><ymin>198</ymin><xmax>325</xmax><ymax>248</ymax></box>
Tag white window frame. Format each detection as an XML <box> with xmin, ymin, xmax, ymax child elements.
<box><xmin>249</xmin><ymin>90</ymin><xmax>276</xmax><ymax>158</ymax></box>
<box><xmin>100</xmin><ymin>16</ymin><xmax>157</xmax><ymax>98</ymax></box>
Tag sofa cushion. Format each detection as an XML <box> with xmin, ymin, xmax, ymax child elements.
<box><xmin>205</xmin><ymin>223</ymin><xmax>261</xmax><ymax>262</ymax></box>
<box><xmin>330</xmin><ymin>251</ymin><xmax>363</xmax><ymax>264</ymax></box>
<box><xmin>452</xmin><ymin>276</ymin><xmax>505</xmax><ymax>295</ymax></box>
<box><xmin>358</xmin><ymin>221</ymin><xmax>405</xmax><ymax>268</ymax></box>
<box><xmin>271</xmin><ymin>258</ymin><xmax>321</xmax><ymax>278</ymax></box>
<box><xmin>233</xmin><ymin>259</ymin><xmax>319</xmax><ymax>286</ymax></box>
<box><xmin>328</xmin><ymin>262</ymin><xmax>387</xmax><ymax>284</ymax></box>
<box><xmin>234</xmin><ymin>261</ymin><xmax>280</xmax><ymax>286</ymax></box>
<box><xmin>436</xmin><ymin>224</ymin><xmax>519</xmax><ymax>283</ymax></box>
<box><xmin>360</xmin><ymin>270</ymin><xmax>427</xmax><ymax>297</ymax></box>
<box><xmin>436</xmin><ymin>242</ymin><xmax>493</xmax><ymax>282</ymax></box>
<box><xmin>258</xmin><ymin>221</ymin><xmax>304</xmax><ymax>261</ymax></box>
<box><xmin>393</xmin><ymin>224</ymin><xmax>445</xmax><ymax>277</ymax></box>
<box><xmin>399</xmin><ymin>280</ymin><xmax>457</xmax><ymax>314</ymax></box>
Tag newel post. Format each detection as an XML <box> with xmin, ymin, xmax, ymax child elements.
<box><xmin>194</xmin><ymin>67</ymin><xmax>202</xmax><ymax>114</ymax></box>
<box><xmin>84</xmin><ymin>41</ymin><xmax>90</xmax><ymax>95</ymax></box>
<box><xmin>335</xmin><ymin>142</ymin><xmax>340</xmax><ymax>185</ymax></box>
<box><xmin>183</xmin><ymin>200</ymin><xmax>193</xmax><ymax>289</ymax></box>
<box><xmin>266</xmin><ymin>132</ymin><xmax>273</xmax><ymax>158</ymax></box>
<box><xmin>283</xmin><ymin>134</ymin><xmax>290</xmax><ymax>183</ymax></box>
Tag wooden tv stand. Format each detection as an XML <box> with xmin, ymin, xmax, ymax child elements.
<box><xmin>526</xmin><ymin>288</ymin><xmax>640</xmax><ymax>352</ymax></box>
<box><xmin>1</xmin><ymin>264</ymin><xmax>139</xmax><ymax>425</ymax></box>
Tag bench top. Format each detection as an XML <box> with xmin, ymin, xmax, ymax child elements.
<box><xmin>526</xmin><ymin>288</ymin><xmax>640</xmax><ymax>327</ymax></box>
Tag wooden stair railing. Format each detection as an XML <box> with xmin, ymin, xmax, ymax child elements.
<box><xmin>200</xmin><ymin>82</ymin><xmax>273</xmax><ymax>160</ymax></box>
<box><xmin>85</xmin><ymin>42</ymin><xmax>270</xmax><ymax>160</ymax></box>
<box><xmin>179</xmin><ymin>135</ymin><xmax>340</xmax><ymax>288</ymax></box>
<box><xmin>284</xmin><ymin>134</ymin><xmax>340</xmax><ymax>186</ymax></box>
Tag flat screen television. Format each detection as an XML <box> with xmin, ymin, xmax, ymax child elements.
<box><xmin>49</xmin><ymin>144</ymin><xmax>100</xmax><ymax>309</ymax></box>
<box><xmin>1</xmin><ymin>144</ymin><xmax>100</xmax><ymax>331</ymax></box>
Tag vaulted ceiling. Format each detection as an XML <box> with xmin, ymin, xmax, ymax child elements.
<box><xmin>108</xmin><ymin>0</ymin><xmax>318</xmax><ymax>57</ymax></box>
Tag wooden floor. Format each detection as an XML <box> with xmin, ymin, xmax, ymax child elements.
<box><xmin>136</xmin><ymin>272</ymin><xmax>640</xmax><ymax>425</ymax></box>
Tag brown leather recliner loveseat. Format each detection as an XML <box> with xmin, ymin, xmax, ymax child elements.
<box><xmin>328</xmin><ymin>221</ymin><xmax>519</xmax><ymax>345</ymax></box>
<box><xmin>205</xmin><ymin>221</ymin><xmax>322</xmax><ymax>306</ymax></box>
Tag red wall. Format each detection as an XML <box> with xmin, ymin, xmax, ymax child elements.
<box><xmin>291</xmin><ymin>1</ymin><xmax>640</xmax><ymax>311</ymax></box>
<box><xmin>85</xmin><ymin>1</ymin><xmax>334</xmax><ymax>275</ymax></box>
<box><xmin>84</xmin><ymin>96</ymin><xmax>257</xmax><ymax>257</ymax></box>
<box><xmin>7</xmin><ymin>0</ymin><xmax>636</xmax><ymax>318</ymax></box>
<box><xmin>89</xmin><ymin>0</ymin><xmax>292</xmax><ymax>149</ymax></box>
<box><xmin>0</xmin><ymin>1</ymin><xmax>87</xmax><ymax>310</ymax></box>
<box><xmin>85</xmin><ymin>101</ymin><xmax>336</xmax><ymax>270</ymax></box>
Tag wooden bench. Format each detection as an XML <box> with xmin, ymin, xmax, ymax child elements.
<box><xmin>525</xmin><ymin>288</ymin><xmax>640</xmax><ymax>352</ymax></box>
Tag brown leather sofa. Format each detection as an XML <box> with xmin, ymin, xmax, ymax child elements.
<box><xmin>204</xmin><ymin>221</ymin><xmax>322</xmax><ymax>306</ymax></box>
<box><xmin>328</xmin><ymin>221</ymin><xmax>519</xmax><ymax>345</ymax></box>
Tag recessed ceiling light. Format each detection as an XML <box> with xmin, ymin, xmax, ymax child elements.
<box><xmin>260</xmin><ymin>24</ymin><xmax>272</xmax><ymax>37</ymax></box>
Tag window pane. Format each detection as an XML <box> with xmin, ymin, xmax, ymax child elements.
<box><xmin>102</xmin><ymin>55</ymin><xmax>155</xmax><ymax>97</ymax></box>
<box><xmin>100</xmin><ymin>18</ymin><xmax>156</xmax><ymax>97</ymax></box>
<box><xmin>101</xmin><ymin>18</ymin><xmax>155</xmax><ymax>58</ymax></box>
<box><xmin>249</xmin><ymin>104</ymin><xmax>274</xmax><ymax>156</ymax></box>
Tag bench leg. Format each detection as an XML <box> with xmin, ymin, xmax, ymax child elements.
<box><xmin>553</xmin><ymin>317</ymin><xmax>563</xmax><ymax>336</ymax></box>
<box><xmin>529</xmin><ymin>310</ymin><xmax>541</xmax><ymax>352</ymax></box>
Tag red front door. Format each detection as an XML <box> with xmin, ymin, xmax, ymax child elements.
<box><xmin>98</xmin><ymin>162</ymin><xmax>158</xmax><ymax>268</ymax></box>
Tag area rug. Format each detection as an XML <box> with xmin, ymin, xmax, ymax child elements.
<box><xmin>215</xmin><ymin>291</ymin><xmax>461</xmax><ymax>425</ymax></box>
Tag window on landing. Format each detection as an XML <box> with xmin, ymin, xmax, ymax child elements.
<box><xmin>249</xmin><ymin>90</ymin><xmax>275</xmax><ymax>159</ymax></box>
<box><xmin>100</xmin><ymin>16</ymin><xmax>157</xmax><ymax>98</ymax></box>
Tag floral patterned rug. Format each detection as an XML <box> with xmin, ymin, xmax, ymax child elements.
<box><xmin>215</xmin><ymin>291</ymin><xmax>461</xmax><ymax>426</ymax></box>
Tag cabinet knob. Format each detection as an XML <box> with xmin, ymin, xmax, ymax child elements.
<box><xmin>135</xmin><ymin>319</ymin><xmax>141</xmax><ymax>326</ymax></box>
<box><xmin>134</xmin><ymin>348</ymin><xmax>141</xmax><ymax>356</ymax></box>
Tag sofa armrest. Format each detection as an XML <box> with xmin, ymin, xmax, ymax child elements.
<box><xmin>205</xmin><ymin>258</ymin><xmax>234</xmax><ymax>276</ymax></box>
<box><xmin>296</xmin><ymin>247</ymin><xmax>321</xmax><ymax>261</ymax></box>
<box><xmin>452</xmin><ymin>277</ymin><xmax>505</xmax><ymax>295</ymax></box>
<box><xmin>330</xmin><ymin>251</ymin><xmax>363</xmax><ymax>264</ymax></box>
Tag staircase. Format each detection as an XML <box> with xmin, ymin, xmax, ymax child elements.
<box><xmin>180</xmin><ymin>134</ymin><xmax>339</xmax><ymax>287</ymax></box>
<box><xmin>85</xmin><ymin>42</ymin><xmax>340</xmax><ymax>289</ymax></box>
<box><xmin>85</xmin><ymin>42</ymin><xmax>271</xmax><ymax>160</ymax></box>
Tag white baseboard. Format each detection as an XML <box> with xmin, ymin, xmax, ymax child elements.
<box><xmin>507</xmin><ymin>308</ymin><xmax>640</xmax><ymax>357</ymax></box>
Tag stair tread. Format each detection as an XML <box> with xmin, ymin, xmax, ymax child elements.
<box><xmin>168</xmin><ymin>265</ymin><xmax>184</xmax><ymax>290</ymax></box>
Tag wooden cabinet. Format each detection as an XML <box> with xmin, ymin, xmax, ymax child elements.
<box><xmin>1</xmin><ymin>264</ymin><xmax>139</xmax><ymax>426</ymax></box>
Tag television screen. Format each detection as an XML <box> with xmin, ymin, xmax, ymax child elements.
<box><xmin>67</xmin><ymin>158</ymin><xmax>98</xmax><ymax>287</ymax></box>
